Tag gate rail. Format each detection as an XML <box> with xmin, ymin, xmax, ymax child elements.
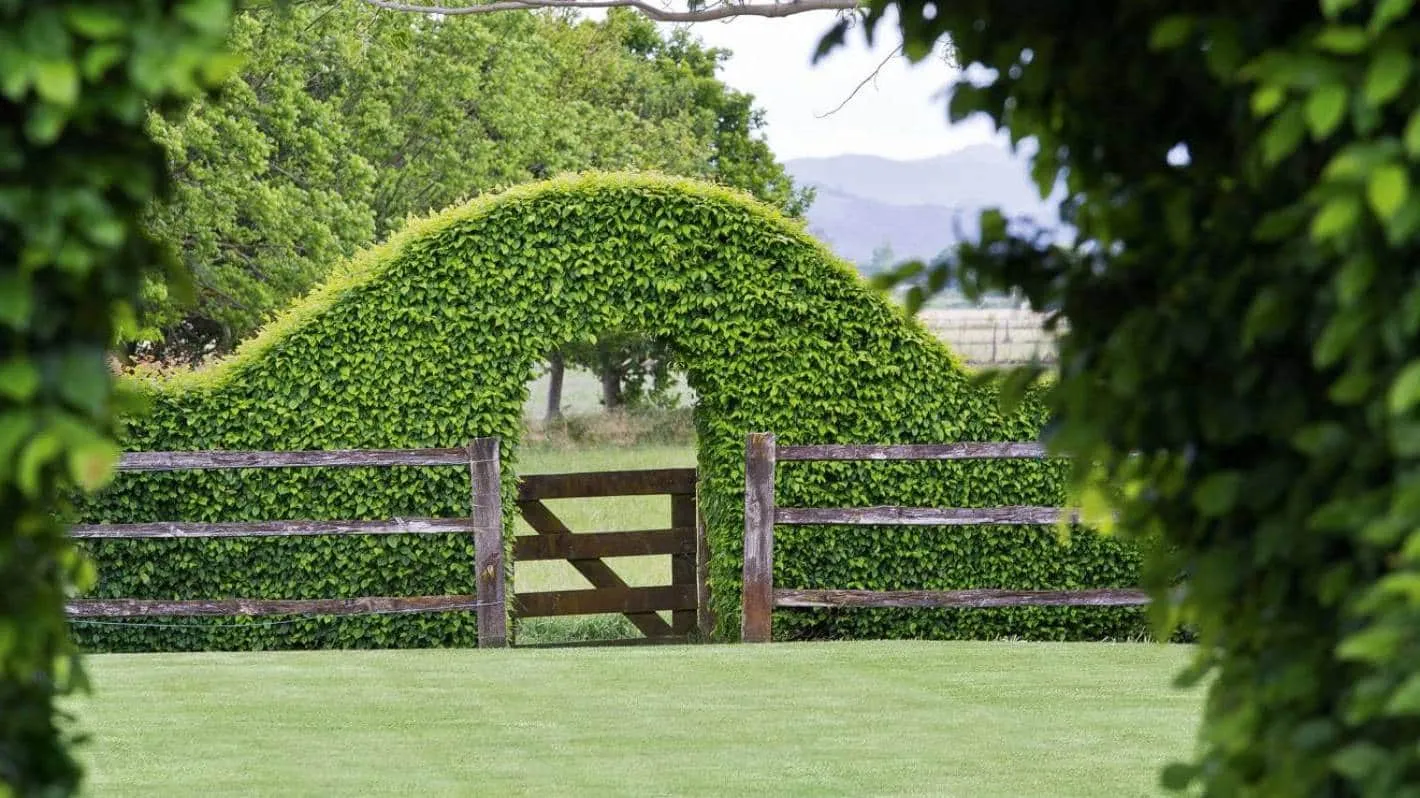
<box><xmin>514</xmin><ymin>467</ymin><xmax>707</xmax><ymax>645</ymax></box>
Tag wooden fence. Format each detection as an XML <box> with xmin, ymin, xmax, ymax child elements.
<box><xmin>512</xmin><ymin>467</ymin><xmax>708</xmax><ymax>646</ymax></box>
<box><xmin>66</xmin><ymin>439</ymin><xmax>712</xmax><ymax>648</ymax></box>
<box><xmin>740</xmin><ymin>432</ymin><xmax>1149</xmax><ymax>643</ymax></box>
<box><xmin>67</xmin><ymin>438</ymin><xmax>510</xmax><ymax>646</ymax></box>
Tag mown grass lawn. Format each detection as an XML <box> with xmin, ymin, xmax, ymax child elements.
<box><xmin>73</xmin><ymin>641</ymin><xmax>1201</xmax><ymax>797</ymax></box>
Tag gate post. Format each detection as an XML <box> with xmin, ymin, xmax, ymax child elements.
<box><xmin>469</xmin><ymin>437</ymin><xmax>507</xmax><ymax>648</ymax></box>
<box><xmin>742</xmin><ymin>432</ymin><xmax>776</xmax><ymax>643</ymax></box>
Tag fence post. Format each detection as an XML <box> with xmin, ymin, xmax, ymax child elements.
<box><xmin>469</xmin><ymin>437</ymin><xmax>507</xmax><ymax>648</ymax></box>
<box><xmin>695</xmin><ymin>500</ymin><xmax>713</xmax><ymax>640</ymax></box>
<box><xmin>742</xmin><ymin>432</ymin><xmax>776</xmax><ymax>643</ymax></box>
<box><xmin>670</xmin><ymin>490</ymin><xmax>698</xmax><ymax>636</ymax></box>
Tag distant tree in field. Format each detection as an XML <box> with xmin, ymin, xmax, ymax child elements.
<box><xmin>860</xmin><ymin>241</ymin><xmax>897</xmax><ymax>276</ymax></box>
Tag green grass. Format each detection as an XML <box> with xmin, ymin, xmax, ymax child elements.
<box><xmin>72</xmin><ymin>641</ymin><xmax>1201</xmax><ymax>797</ymax></box>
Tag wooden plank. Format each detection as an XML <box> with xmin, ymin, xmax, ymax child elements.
<box><xmin>70</xmin><ymin>518</ymin><xmax>475</xmax><ymax>540</ymax></box>
<box><xmin>65</xmin><ymin>594</ymin><xmax>479</xmax><ymax>618</ymax></box>
<box><xmin>516</xmin><ymin>500</ymin><xmax>675</xmax><ymax>638</ymax></box>
<box><xmin>470</xmin><ymin>437</ymin><xmax>507</xmax><ymax>648</ymax></box>
<box><xmin>773</xmin><ymin>588</ymin><xmax>1151</xmax><ymax>609</ymax></box>
<box><xmin>775</xmin><ymin>442</ymin><xmax>1049</xmax><ymax>461</ymax></box>
<box><xmin>117</xmin><ymin>447</ymin><xmax>470</xmax><ymax>472</ymax></box>
<box><xmin>516</xmin><ymin>635</ymin><xmax>689</xmax><ymax>649</ymax></box>
<box><xmin>512</xmin><ymin>528</ymin><xmax>695</xmax><ymax>561</ymax></box>
<box><xmin>695</xmin><ymin>502</ymin><xmax>712</xmax><ymax>639</ymax></box>
<box><xmin>514</xmin><ymin>585</ymin><xmax>696</xmax><ymax>618</ymax></box>
<box><xmin>670</xmin><ymin>492</ymin><xmax>698</xmax><ymax>635</ymax></box>
<box><xmin>517</xmin><ymin>468</ymin><xmax>697</xmax><ymax>500</ymax></box>
<box><xmin>774</xmin><ymin>506</ymin><xmax>1077</xmax><ymax>526</ymax></box>
<box><xmin>741</xmin><ymin>432</ymin><xmax>776</xmax><ymax>643</ymax></box>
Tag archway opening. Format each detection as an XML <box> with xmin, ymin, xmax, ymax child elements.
<box><xmin>513</xmin><ymin>338</ymin><xmax>701</xmax><ymax>645</ymax></box>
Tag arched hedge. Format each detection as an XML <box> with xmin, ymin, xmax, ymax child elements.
<box><xmin>77</xmin><ymin>173</ymin><xmax>1144</xmax><ymax>650</ymax></box>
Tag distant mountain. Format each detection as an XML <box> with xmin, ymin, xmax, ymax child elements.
<box><xmin>785</xmin><ymin>143</ymin><xmax>1063</xmax><ymax>266</ymax></box>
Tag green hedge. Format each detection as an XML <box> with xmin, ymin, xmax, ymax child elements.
<box><xmin>75</xmin><ymin>172</ymin><xmax>1145</xmax><ymax>650</ymax></box>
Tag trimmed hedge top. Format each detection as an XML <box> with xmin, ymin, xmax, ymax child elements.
<box><xmin>82</xmin><ymin>172</ymin><xmax>1141</xmax><ymax>649</ymax></box>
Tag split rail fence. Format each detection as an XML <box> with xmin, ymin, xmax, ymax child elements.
<box><xmin>740</xmin><ymin>432</ymin><xmax>1149</xmax><ymax>643</ymax></box>
<box><xmin>66</xmin><ymin>439</ymin><xmax>708</xmax><ymax>648</ymax></box>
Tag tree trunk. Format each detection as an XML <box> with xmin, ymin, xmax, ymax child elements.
<box><xmin>545</xmin><ymin>352</ymin><xmax>564</xmax><ymax>422</ymax></box>
<box><xmin>598</xmin><ymin>344</ymin><xmax>623</xmax><ymax>410</ymax></box>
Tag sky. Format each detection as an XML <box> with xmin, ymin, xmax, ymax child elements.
<box><xmin>660</xmin><ymin>11</ymin><xmax>998</xmax><ymax>161</ymax></box>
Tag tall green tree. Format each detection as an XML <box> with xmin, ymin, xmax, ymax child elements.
<box><xmin>137</xmin><ymin>4</ymin><xmax>808</xmax><ymax>367</ymax></box>
<box><xmin>851</xmin><ymin>0</ymin><xmax>1420</xmax><ymax>793</ymax></box>
<box><xmin>0</xmin><ymin>1</ymin><xmax>234</xmax><ymax>794</ymax></box>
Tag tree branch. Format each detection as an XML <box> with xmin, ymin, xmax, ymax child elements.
<box><xmin>814</xmin><ymin>43</ymin><xmax>900</xmax><ymax>118</ymax></box>
<box><xmin>360</xmin><ymin>0</ymin><xmax>859</xmax><ymax>23</ymax></box>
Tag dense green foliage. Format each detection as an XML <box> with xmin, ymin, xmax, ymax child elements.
<box><xmin>0</xmin><ymin>1</ymin><xmax>233</xmax><ymax>793</ymax></box>
<box><xmin>76</xmin><ymin>174</ymin><xmax>1144</xmax><ymax>652</ymax></box>
<box><xmin>846</xmin><ymin>0</ymin><xmax>1420</xmax><ymax>793</ymax></box>
<box><xmin>138</xmin><ymin>4</ymin><xmax>809</xmax><ymax>360</ymax></box>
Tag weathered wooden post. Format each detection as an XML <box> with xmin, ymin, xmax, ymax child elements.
<box><xmin>742</xmin><ymin>432</ymin><xmax>776</xmax><ymax>643</ymax></box>
<box><xmin>469</xmin><ymin>437</ymin><xmax>507</xmax><ymax>648</ymax></box>
<box><xmin>695</xmin><ymin>501</ymin><xmax>713</xmax><ymax>640</ymax></box>
<box><xmin>670</xmin><ymin>488</ymin><xmax>698</xmax><ymax>636</ymax></box>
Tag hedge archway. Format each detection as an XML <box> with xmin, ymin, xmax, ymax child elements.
<box><xmin>80</xmin><ymin>173</ymin><xmax>1143</xmax><ymax>649</ymax></box>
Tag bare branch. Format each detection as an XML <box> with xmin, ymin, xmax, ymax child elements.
<box><xmin>360</xmin><ymin>0</ymin><xmax>859</xmax><ymax>23</ymax></box>
<box><xmin>815</xmin><ymin>43</ymin><xmax>901</xmax><ymax>118</ymax></box>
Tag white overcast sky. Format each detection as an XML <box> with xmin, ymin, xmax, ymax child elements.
<box><xmin>659</xmin><ymin>11</ymin><xmax>998</xmax><ymax>161</ymax></box>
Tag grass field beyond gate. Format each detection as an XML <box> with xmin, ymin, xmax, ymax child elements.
<box><xmin>73</xmin><ymin>641</ymin><xmax>1201</xmax><ymax>797</ymax></box>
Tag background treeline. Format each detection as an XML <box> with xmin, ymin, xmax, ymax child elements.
<box><xmin>134</xmin><ymin>2</ymin><xmax>811</xmax><ymax>394</ymax></box>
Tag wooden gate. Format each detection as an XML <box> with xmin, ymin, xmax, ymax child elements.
<box><xmin>513</xmin><ymin>467</ymin><xmax>708</xmax><ymax>646</ymax></box>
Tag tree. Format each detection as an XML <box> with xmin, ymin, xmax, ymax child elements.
<box><xmin>0</xmin><ymin>2</ymin><xmax>234</xmax><ymax>794</ymax></box>
<box><xmin>360</xmin><ymin>0</ymin><xmax>857</xmax><ymax>24</ymax></box>
<box><xmin>137</xmin><ymin>4</ymin><xmax>811</xmax><ymax>368</ymax></box>
<box><xmin>860</xmin><ymin>241</ymin><xmax>896</xmax><ymax>275</ymax></box>
<box><xmin>852</xmin><ymin>0</ymin><xmax>1420</xmax><ymax>794</ymax></box>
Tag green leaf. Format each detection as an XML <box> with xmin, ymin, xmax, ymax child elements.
<box><xmin>1405</xmin><ymin>110</ymin><xmax>1420</xmax><ymax>156</ymax></box>
<box><xmin>1389</xmin><ymin>360</ymin><xmax>1420</xmax><ymax>414</ymax></box>
<box><xmin>65</xmin><ymin>6</ymin><xmax>127</xmax><ymax>39</ymax></box>
<box><xmin>24</xmin><ymin>103</ymin><xmax>66</xmax><ymax>144</ymax></box>
<box><xmin>1262</xmin><ymin>105</ymin><xmax>1305</xmax><ymax>165</ymax></box>
<box><xmin>0</xmin><ymin>360</ymin><xmax>40</xmax><ymax>401</ymax></box>
<box><xmin>1337</xmin><ymin>625</ymin><xmax>1406</xmax><ymax>663</ymax></box>
<box><xmin>67</xmin><ymin>436</ymin><xmax>120</xmax><ymax>493</ymax></box>
<box><xmin>1370</xmin><ymin>0</ymin><xmax>1414</xmax><ymax>31</ymax></box>
<box><xmin>1322</xmin><ymin>0</ymin><xmax>1361</xmax><ymax>18</ymax></box>
<box><xmin>1306</xmin><ymin>83</ymin><xmax>1349</xmax><ymax>138</ymax></box>
<box><xmin>1251</xmin><ymin>85</ymin><xmax>1286</xmax><ymax>117</ymax></box>
<box><xmin>34</xmin><ymin>60</ymin><xmax>79</xmax><ymax>107</ymax></box>
<box><xmin>1314</xmin><ymin>26</ymin><xmax>1371</xmax><ymax>54</ymax></box>
<box><xmin>57</xmin><ymin>350</ymin><xmax>109</xmax><ymax>416</ymax></box>
<box><xmin>1331</xmin><ymin>742</ymin><xmax>1388</xmax><ymax>779</ymax></box>
<box><xmin>0</xmin><ymin>274</ymin><xmax>32</xmax><ymax>328</ymax></box>
<box><xmin>1311</xmin><ymin>194</ymin><xmax>1362</xmax><ymax>241</ymax></box>
<box><xmin>1149</xmin><ymin>15</ymin><xmax>1193</xmax><ymax>51</ymax></box>
<box><xmin>178</xmin><ymin>0</ymin><xmax>234</xmax><ymax>36</ymax></box>
<box><xmin>1159</xmin><ymin>761</ymin><xmax>1197</xmax><ymax>792</ymax></box>
<box><xmin>1367</xmin><ymin>163</ymin><xmax>1410</xmax><ymax>219</ymax></box>
<box><xmin>1363</xmin><ymin>44</ymin><xmax>1412</xmax><ymax>107</ymax></box>
<box><xmin>1194</xmin><ymin>471</ymin><xmax>1241</xmax><ymax>516</ymax></box>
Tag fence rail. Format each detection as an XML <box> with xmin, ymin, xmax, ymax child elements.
<box><xmin>72</xmin><ymin>447</ymin><xmax>708</xmax><ymax>649</ymax></box>
<box><xmin>740</xmin><ymin>432</ymin><xmax>1149</xmax><ymax>643</ymax></box>
<box><xmin>69</xmin><ymin>438</ymin><xmax>509</xmax><ymax>647</ymax></box>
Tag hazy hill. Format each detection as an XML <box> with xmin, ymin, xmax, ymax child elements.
<box><xmin>786</xmin><ymin>143</ymin><xmax>1062</xmax><ymax>265</ymax></box>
